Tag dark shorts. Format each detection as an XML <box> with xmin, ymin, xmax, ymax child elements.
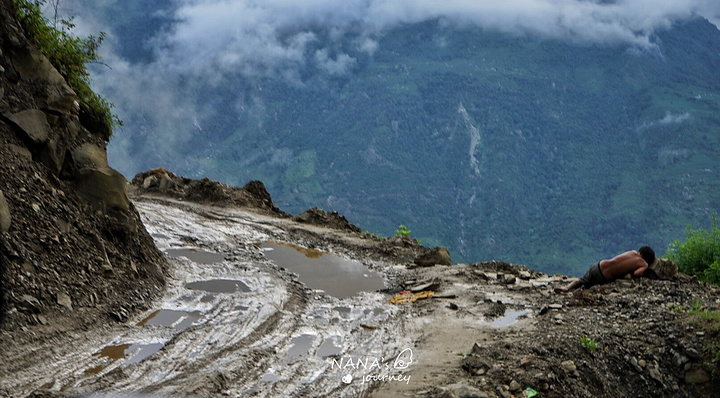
<box><xmin>578</xmin><ymin>263</ymin><xmax>610</xmax><ymax>288</ymax></box>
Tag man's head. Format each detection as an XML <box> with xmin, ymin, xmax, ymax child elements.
<box><xmin>638</xmin><ymin>245</ymin><xmax>656</xmax><ymax>266</ymax></box>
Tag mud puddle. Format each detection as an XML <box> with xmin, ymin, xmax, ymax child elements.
<box><xmin>137</xmin><ymin>309</ymin><xmax>202</xmax><ymax>330</ymax></box>
<box><xmin>185</xmin><ymin>279</ymin><xmax>251</xmax><ymax>293</ymax></box>
<box><xmin>92</xmin><ymin>342</ymin><xmax>166</xmax><ymax>368</ymax></box>
<box><xmin>261</xmin><ymin>242</ymin><xmax>385</xmax><ymax>298</ymax></box>
<box><xmin>491</xmin><ymin>310</ymin><xmax>530</xmax><ymax>327</ymax></box>
<box><xmin>165</xmin><ymin>248</ymin><xmax>225</xmax><ymax>264</ymax></box>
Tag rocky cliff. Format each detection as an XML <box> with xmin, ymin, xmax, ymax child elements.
<box><xmin>0</xmin><ymin>0</ymin><xmax>166</xmax><ymax>337</ymax></box>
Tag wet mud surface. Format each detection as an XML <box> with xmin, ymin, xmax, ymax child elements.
<box><xmin>2</xmin><ymin>196</ymin><xmax>719</xmax><ymax>397</ymax></box>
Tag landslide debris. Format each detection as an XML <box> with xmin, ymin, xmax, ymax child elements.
<box><xmin>1</xmin><ymin>0</ymin><xmax>166</xmax><ymax>359</ymax></box>
<box><xmin>131</xmin><ymin>167</ymin><xmax>288</xmax><ymax>216</ymax></box>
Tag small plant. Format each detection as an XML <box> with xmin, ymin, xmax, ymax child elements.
<box><xmin>665</xmin><ymin>213</ymin><xmax>720</xmax><ymax>286</ymax></box>
<box><xmin>395</xmin><ymin>224</ymin><xmax>411</xmax><ymax>238</ymax></box>
<box><xmin>364</xmin><ymin>231</ymin><xmax>384</xmax><ymax>241</ymax></box>
<box><xmin>12</xmin><ymin>0</ymin><xmax>121</xmax><ymax>139</ymax></box>
<box><xmin>581</xmin><ymin>335</ymin><xmax>597</xmax><ymax>353</ymax></box>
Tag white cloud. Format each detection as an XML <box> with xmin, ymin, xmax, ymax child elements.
<box><xmin>55</xmin><ymin>0</ymin><xmax>719</xmax><ymax>177</ymax></box>
<box><xmin>314</xmin><ymin>50</ymin><xmax>357</xmax><ymax>75</ymax></box>
<box><xmin>637</xmin><ymin>112</ymin><xmax>692</xmax><ymax>131</ymax></box>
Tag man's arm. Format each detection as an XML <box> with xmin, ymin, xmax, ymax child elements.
<box><xmin>633</xmin><ymin>266</ymin><xmax>648</xmax><ymax>278</ymax></box>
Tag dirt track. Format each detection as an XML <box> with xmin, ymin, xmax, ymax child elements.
<box><xmin>1</xmin><ymin>195</ymin><xmax>719</xmax><ymax>397</ymax></box>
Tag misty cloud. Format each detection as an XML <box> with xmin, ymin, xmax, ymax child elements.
<box><xmin>141</xmin><ymin>0</ymin><xmax>720</xmax><ymax>78</ymax></box>
<box><xmin>637</xmin><ymin>112</ymin><xmax>692</xmax><ymax>131</ymax></box>
<box><xmin>55</xmin><ymin>0</ymin><xmax>720</xmax><ymax>177</ymax></box>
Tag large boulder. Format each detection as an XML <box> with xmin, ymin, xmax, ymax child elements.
<box><xmin>4</xmin><ymin>109</ymin><xmax>50</xmax><ymax>144</ymax></box>
<box><xmin>66</xmin><ymin>143</ymin><xmax>130</xmax><ymax>214</ymax></box>
<box><xmin>650</xmin><ymin>258</ymin><xmax>678</xmax><ymax>279</ymax></box>
<box><xmin>414</xmin><ymin>246</ymin><xmax>452</xmax><ymax>267</ymax></box>
<box><xmin>3</xmin><ymin>109</ymin><xmax>64</xmax><ymax>173</ymax></box>
<box><xmin>7</xmin><ymin>46</ymin><xmax>77</xmax><ymax>115</ymax></box>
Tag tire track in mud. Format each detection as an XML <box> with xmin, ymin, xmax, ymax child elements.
<box><xmin>146</xmin><ymin>283</ymin><xmax>310</xmax><ymax>396</ymax></box>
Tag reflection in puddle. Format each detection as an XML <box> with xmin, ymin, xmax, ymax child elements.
<box><xmin>93</xmin><ymin>342</ymin><xmax>165</xmax><ymax>365</ymax></box>
<box><xmin>334</xmin><ymin>306</ymin><xmax>351</xmax><ymax>316</ymax></box>
<box><xmin>318</xmin><ymin>336</ymin><xmax>343</xmax><ymax>357</ymax></box>
<box><xmin>185</xmin><ymin>279</ymin><xmax>250</xmax><ymax>293</ymax></box>
<box><xmin>84</xmin><ymin>364</ymin><xmax>105</xmax><ymax>376</ymax></box>
<box><xmin>285</xmin><ymin>334</ymin><xmax>315</xmax><ymax>362</ymax></box>
<box><xmin>491</xmin><ymin>310</ymin><xmax>530</xmax><ymax>327</ymax></box>
<box><xmin>137</xmin><ymin>309</ymin><xmax>202</xmax><ymax>330</ymax></box>
<box><xmin>262</xmin><ymin>242</ymin><xmax>384</xmax><ymax>298</ymax></box>
<box><xmin>165</xmin><ymin>248</ymin><xmax>225</xmax><ymax>264</ymax></box>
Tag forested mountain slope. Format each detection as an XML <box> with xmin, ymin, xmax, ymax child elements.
<box><xmin>72</xmin><ymin>0</ymin><xmax>720</xmax><ymax>274</ymax></box>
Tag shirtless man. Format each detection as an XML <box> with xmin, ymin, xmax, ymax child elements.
<box><xmin>554</xmin><ymin>246</ymin><xmax>656</xmax><ymax>293</ymax></box>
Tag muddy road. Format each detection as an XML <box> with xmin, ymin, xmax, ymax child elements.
<box><xmin>3</xmin><ymin>195</ymin><xmax>717</xmax><ymax>398</ymax></box>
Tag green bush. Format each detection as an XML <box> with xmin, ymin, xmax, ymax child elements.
<box><xmin>12</xmin><ymin>0</ymin><xmax>120</xmax><ymax>139</ymax></box>
<box><xmin>395</xmin><ymin>224</ymin><xmax>411</xmax><ymax>237</ymax></box>
<box><xmin>665</xmin><ymin>214</ymin><xmax>720</xmax><ymax>286</ymax></box>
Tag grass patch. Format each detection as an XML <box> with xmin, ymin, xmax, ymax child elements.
<box><xmin>12</xmin><ymin>0</ymin><xmax>120</xmax><ymax>139</ymax></box>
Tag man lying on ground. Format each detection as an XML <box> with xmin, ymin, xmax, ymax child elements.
<box><xmin>554</xmin><ymin>246</ymin><xmax>656</xmax><ymax>293</ymax></box>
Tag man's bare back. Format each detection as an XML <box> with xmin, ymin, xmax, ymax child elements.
<box><xmin>599</xmin><ymin>250</ymin><xmax>648</xmax><ymax>280</ymax></box>
<box><xmin>554</xmin><ymin>246</ymin><xmax>655</xmax><ymax>293</ymax></box>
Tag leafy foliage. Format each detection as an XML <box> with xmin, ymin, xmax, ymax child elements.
<box><xmin>12</xmin><ymin>0</ymin><xmax>120</xmax><ymax>139</ymax></box>
<box><xmin>665</xmin><ymin>214</ymin><xmax>720</xmax><ymax>286</ymax></box>
<box><xmin>395</xmin><ymin>225</ymin><xmax>411</xmax><ymax>238</ymax></box>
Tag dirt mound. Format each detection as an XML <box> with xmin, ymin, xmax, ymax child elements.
<box><xmin>1</xmin><ymin>0</ymin><xmax>166</xmax><ymax>345</ymax></box>
<box><xmin>293</xmin><ymin>206</ymin><xmax>362</xmax><ymax>233</ymax></box>
<box><xmin>131</xmin><ymin>168</ymin><xmax>289</xmax><ymax>216</ymax></box>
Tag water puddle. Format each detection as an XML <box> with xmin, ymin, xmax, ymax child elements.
<box><xmin>137</xmin><ymin>309</ymin><xmax>202</xmax><ymax>330</ymax></box>
<box><xmin>185</xmin><ymin>279</ymin><xmax>250</xmax><ymax>293</ymax></box>
<box><xmin>84</xmin><ymin>364</ymin><xmax>105</xmax><ymax>376</ymax></box>
<box><xmin>261</xmin><ymin>242</ymin><xmax>384</xmax><ymax>298</ymax></box>
<box><xmin>317</xmin><ymin>336</ymin><xmax>343</xmax><ymax>357</ymax></box>
<box><xmin>284</xmin><ymin>334</ymin><xmax>315</xmax><ymax>363</ymax></box>
<box><xmin>93</xmin><ymin>342</ymin><xmax>165</xmax><ymax>365</ymax></box>
<box><xmin>491</xmin><ymin>310</ymin><xmax>530</xmax><ymax>327</ymax></box>
<box><xmin>165</xmin><ymin>248</ymin><xmax>225</xmax><ymax>264</ymax></box>
<box><xmin>261</xmin><ymin>373</ymin><xmax>280</xmax><ymax>383</ymax></box>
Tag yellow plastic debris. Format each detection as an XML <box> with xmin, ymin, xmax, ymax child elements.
<box><xmin>388</xmin><ymin>290</ymin><xmax>435</xmax><ymax>304</ymax></box>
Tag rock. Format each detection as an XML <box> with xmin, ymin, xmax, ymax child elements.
<box><xmin>438</xmin><ymin>382</ymin><xmax>489</xmax><ymax>398</ymax></box>
<box><xmin>8</xmin><ymin>144</ymin><xmax>32</xmax><ymax>161</ymax></box>
<box><xmin>561</xmin><ymin>360</ymin><xmax>577</xmax><ymax>373</ymax></box>
<box><xmin>648</xmin><ymin>368</ymin><xmax>663</xmax><ymax>383</ymax></box>
<box><xmin>414</xmin><ymin>246</ymin><xmax>452</xmax><ymax>267</ymax></box>
<box><xmin>504</xmin><ymin>275</ymin><xmax>517</xmax><ymax>285</ymax></box>
<box><xmin>518</xmin><ymin>271</ymin><xmax>532</xmax><ymax>280</ymax></box>
<box><xmin>0</xmin><ymin>190</ymin><xmax>10</xmax><ymax>233</ymax></box>
<box><xmin>142</xmin><ymin>175</ymin><xmax>158</xmax><ymax>189</ymax></box>
<box><xmin>650</xmin><ymin>257</ymin><xmax>678</xmax><ymax>278</ymax></box>
<box><xmin>9</xmin><ymin>46</ymin><xmax>77</xmax><ymax>115</ymax></box>
<box><xmin>672</xmin><ymin>352</ymin><xmax>688</xmax><ymax>367</ymax></box>
<box><xmin>509</xmin><ymin>380</ymin><xmax>521</xmax><ymax>392</ymax></box>
<box><xmin>685</xmin><ymin>348</ymin><xmax>700</xmax><ymax>360</ymax></box>
<box><xmin>67</xmin><ymin>144</ymin><xmax>130</xmax><ymax>214</ymax></box>
<box><xmin>4</xmin><ymin>109</ymin><xmax>51</xmax><ymax>144</ymax></box>
<box><xmin>408</xmin><ymin>280</ymin><xmax>441</xmax><ymax>292</ymax></box>
<box><xmin>684</xmin><ymin>367</ymin><xmax>710</xmax><ymax>384</ymax></box>
<box><xmin>19</xmin><ymin>295</ymin><xmax>41</xmax><ymax>314</ymax></box>
<box><xmin>56</xmin><ymin>292</ymin><xmax>72</xmax><ymax>311</ymax></box>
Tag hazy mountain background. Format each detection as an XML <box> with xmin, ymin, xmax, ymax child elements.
<box><xmin>52</xmin><ymin>0</ymin><xmax>720</xmax><ymax>275</ymax></box>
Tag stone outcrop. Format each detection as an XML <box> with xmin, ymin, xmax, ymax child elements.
<box><xmin>0</xmin><ymin>0</ymin><xmax>167</xmax><ymax>335</ymax></box>
<box><xmin>414</xmin><ymin>246</ymin><xmax>452</xmax><ymax>267</ymax></box>
<box><xmin>131</xmin><ymin>167</ymin><xmax>288</xmax><ymax>216</ymax></box>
